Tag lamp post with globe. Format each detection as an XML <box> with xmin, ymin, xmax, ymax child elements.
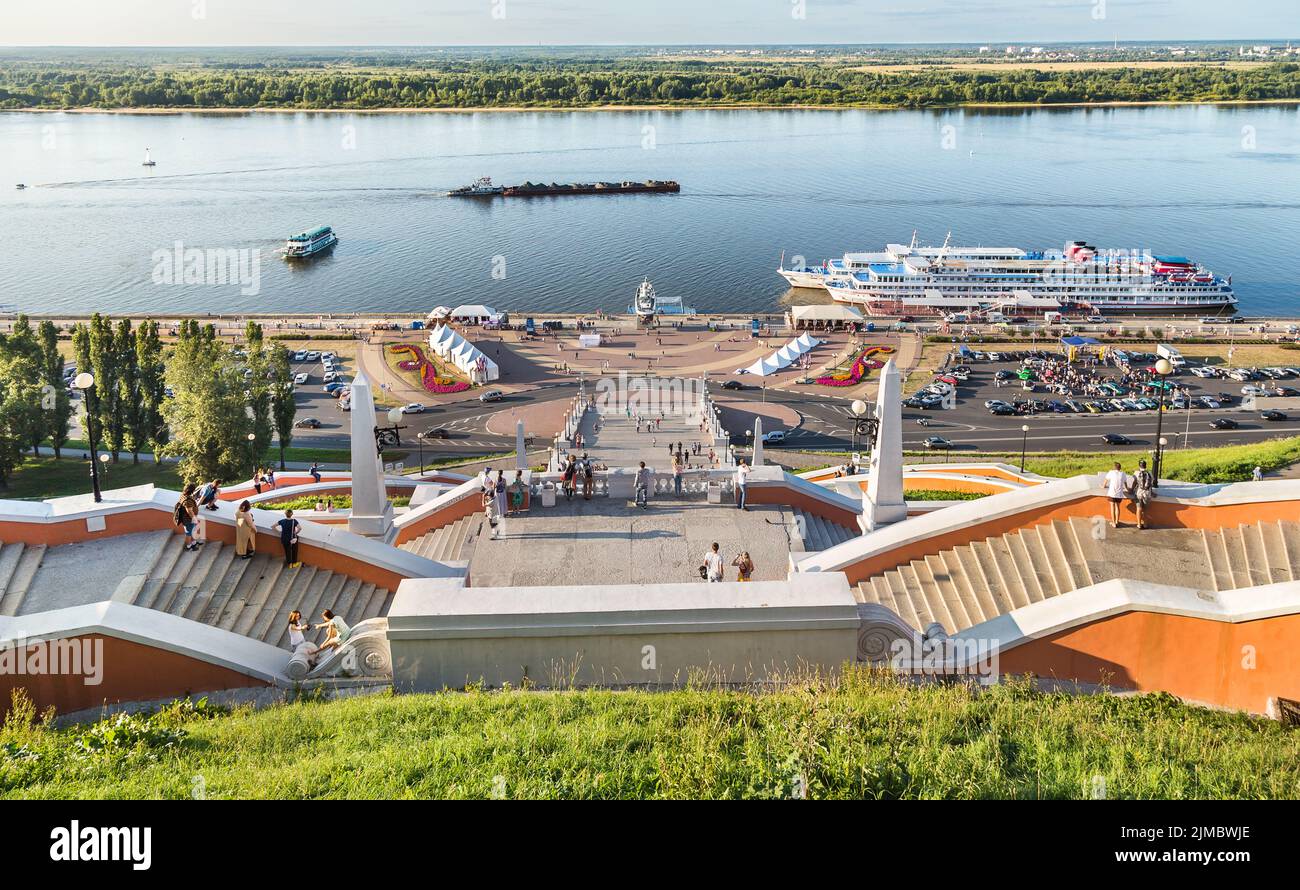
<box><xmin>1153</xmin><ymin>358</ymin><xmax>1173</xmax><ymax>486</ymax></box>
<box><xmin>73</xmin><ymin>372</ymin><xmax>104</xmax><ymax>503</ymax></box>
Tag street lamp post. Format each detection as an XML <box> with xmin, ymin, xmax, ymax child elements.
<box><xmin>374</xmin><ymin>407</ymin><xmax>405</xmax><ymax>458</ymax></box>
<box><xmin>1020</xmin><ymin>424</ymin><xmax>1030</xmax><ymax>473</ymax></box>
<box><xmin>1153</xmin><ymin>358</ymin><xmax>1173</xmax><ymax>486</ymax></box>
<box><xmin>74</xmin><ymin>373</ymin><xmax>103</xmax><ymax>503</ymax></box>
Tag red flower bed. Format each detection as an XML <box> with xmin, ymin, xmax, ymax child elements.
<box><xmin>390</xmin><ymin>344</ymin><xmax>471</xmax><ymax>395</ymax></box>
<box><xmin>815</xmin><ymin>345</ymin><xmax>895</xmax><ymax>387</ymax></box>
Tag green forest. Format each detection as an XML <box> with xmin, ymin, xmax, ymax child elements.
<box><xmin>1</xmin><ymin>59</ymin><xmax>1297</xmax><ymax>109</ymax></box>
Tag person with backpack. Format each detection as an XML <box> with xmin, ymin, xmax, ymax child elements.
<box><xmin>582</xmin><ymin>452</ymin><xmax>594</xmax><ymax>500</ymax></box>
<box><xmin>1132</xmin><ymin>459</ymin><xmax>1155</xmax><ymax>530</ymax></box>
<box><xmin>174</xmin><ymin>484</ymin><xmax>202</xmax><ymax>552</ymax></box>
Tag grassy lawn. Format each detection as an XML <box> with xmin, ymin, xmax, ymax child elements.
<box><xmin>795</xmin><ymin>436</ymin><xmax>1300</xmax><ymax>485</ymax></box>
<box><xmin>3</xmin><ymin>671</ymin><xmax>1297</xmax><ymax>799</ymax></box>
<box><xmin>0</xmin><ymin>456</ymin><xmax>182</xmax><ymax>500</ymax></box>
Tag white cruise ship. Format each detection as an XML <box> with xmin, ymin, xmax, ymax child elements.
<box><xmin>778</xmin><ymin>235</ymin><xmax>1237</xmax><ymax>316</ymax></box>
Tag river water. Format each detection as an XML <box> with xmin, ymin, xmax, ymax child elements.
<box><xmin>1</xmin><ymin>104</ymin><xmax>1297</xmax><ymax>316</ymax></box>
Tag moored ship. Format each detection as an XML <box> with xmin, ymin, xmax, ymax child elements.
<box><xmin>629</xmin><ymin>277</ymin><xmax>695</xmax><ymax>325</ymax></box>
<box><xmin>779</xmin><ymin>234</ymin><xmax>1237</xmax><ymax>316</ymax></box>
<box><xmin>283</xmin><ymin>225</ymin><xmax>339</xmax><ymax>259</ymax></box>
<box><xmin>449</xmin><ymin>178</ymin><xmax>679</xmax><ymax>198</ymax></box>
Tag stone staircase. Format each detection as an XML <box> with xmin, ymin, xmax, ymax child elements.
<box><xmin>2</xmin><ymin>531</ymin><xmax>391</xmax><ymax>649</ymax></box>
<box><xmin>794</xmin><ymin>509</ymin><xmax>859</xmax><ymax>552</ymax></box>
<box><xmin>856</xmin><ymin>516</ymin><xmax>1300</xmax><ymax>634</ymax></box>
<box><xmin>0</xmin><ymin>542</ymin><xmax>48</xmax><ymax>616</ymax></box>
<box><xmin>397</xmin><ymin>514</ymin><xmax>482</xmax><ymax>562</ymax></box>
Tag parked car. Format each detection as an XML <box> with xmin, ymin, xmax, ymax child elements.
<box><xmin>401</xmin><ymin>403</ymin><xmax>426</xmax><ymax>414</ymax></box>
<box><xmin>292</xmin><ymin>351</ymin><xmax>307</xmax><ymax>362</ymax></box>
<box><xmin>1102</xmin><ymin>433</ymin><xmax>1133</xmax><ymax>446</ymax></box>
<box><xmin>293</xmin><ymin>372</ymin><xmax>309</xmax><ymax>385</ymax></box>
<box><xmin>989</xmin><ymin>404</ymin><xmax>1016</xmax><ymax>416</ymax></box>
<box><xmin>1209</xmin><ymin>418</ymin><xmax>1239</xmax><ymax>430</ymax></box>
<box><xmin>294</xmin><ymin>417</ymin><xmax>321</xmax><ymax>429</ymax></box>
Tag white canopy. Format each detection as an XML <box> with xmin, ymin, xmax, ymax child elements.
<box><xmin>427</xmin><ymin>324</ymin><xmax>500</xmax><ymax>383</ymax></box>
<box><xmin>788</xmin><ymin>304</ymin><xmax>864</xmax><ymax>323</ymax></box>
<box><xmin>449</xmin><ymin>304</ymin><xmax>498</xmax><ymax>322</ymax></box>
<box><xmin>427</xmin><ymin>306</ymin><xmax>451</xmax><ymax>320</ymax></box>
<box><xmin>735</xmin><ymin>334</ymin><xmax>822</xmax><ymax>377</ymax></box>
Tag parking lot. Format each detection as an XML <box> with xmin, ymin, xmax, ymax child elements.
<box><xmin>900</xmin><ymin>347</ymin><xmax>1300</xmax><ymax>453</ymax></box>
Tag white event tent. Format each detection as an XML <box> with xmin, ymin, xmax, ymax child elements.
<box><xmin>735</xmin><ymin>333</ymin><xmax>821</xmax><ymax>377</ymax></box>
<box><xmin>428</xmin><ymin>324</ymin><xmax>500</xmax><ymax>383</ymax></box>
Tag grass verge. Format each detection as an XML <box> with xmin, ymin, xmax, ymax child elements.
<box><xmin>2</xmin><ymin>672</ymin><xmax>1296</xmax><ymax>799</ymax></box>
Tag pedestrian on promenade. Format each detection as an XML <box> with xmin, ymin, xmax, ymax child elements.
<box><xmin>736</xmin><ymin>459</ymin><xmax>751</xmax><ymax>511</ymax></box>
<box><xmin>732</xmin><ymin>551</ymin><xmax>754</xmax><ymax>582</ymax></box>
<box><xmin>635</xmin><ymin>460</ymin><xmax>652</xmax><ymax>509</ymax></box>
<box><xmin>266</xmin><ymin>468</ymin><xmax>276</xmax><ymax>490</ymax></box>
<box><xmin>1103</xmin><ymin>461</ymin><xmax>1129</xmax><ymax>528</ymax></box>
<box><xmin>309</xmin><ymin>462</ymin><xmax>322</xmax><ymax>484</ymax></box>
<box><xmin>277</xmin><ymin>509</ymin><xmax>302</xmax><ymax>567</ymax></box>
<box><xmin>253</xmin><ymin>468</ymin><xmax>263</xmax><ymax>495</ymax></box>
<box><xmin>483</xmin><ymin>485</ymin><xmax>502</xmax><ymax>539</ymax></box>
<box><xmin>494</xmin><ymin>469</ymin><xmax>508</xmax><ymax>520</ymax></box>
<box><xmin>234</xmin><ymin>500</ymin><xmax>257</xmax><ymax>559</ymax></box>
<box><xmin>672</xmin><ymin>452</ymin><xmax>684</xmax><ymax>495</ymax></box>
<box><xmin>1132</xmin><ymin>459</ymin><xmax>1155</xmax><ymax>530</ymax></box>
<box><xmin>582</xmin><ymin>452</ymin><xmax>594</xmax><ymax>500</ymax></box>
<box><xmin>704</xmin><ymin>542</ymin><xmax>724</xmax><ymax>583</ymax></box>
<box><xmin>174</xmin><ymin>484</ymin><xmax>201</xmax><ymax>551</ymax></box>
<box><xmin>1253</xmin><ymin>465</ymin><xmax>1264</xmax><ymax>482</ymax></box>
<box><xmin>562</xmin><ymin>455</ymin><xmax>577</xmax><ymax>500</ymax></box>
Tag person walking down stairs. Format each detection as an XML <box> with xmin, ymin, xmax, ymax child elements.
<box><xmin>277</xmin><ymin>509</ymin><xmax>302</xmax><ymax>568</ymax></box>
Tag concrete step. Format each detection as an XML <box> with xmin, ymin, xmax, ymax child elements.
<box><xmin>189</xmin><ymin>552</ymin><xmax>255</xmax><ymax>622</ymax></box>
<box><xmin>242</xmin><ymin>564</ymin><xmax>315</xmax><ymax>640</ymax></box>
<box><xmin>938</xmin><ymin>550</ymin><xmax>983</xmax><ymax>630</ymax></box>
<box><xmin>325</xmin><ymin>577</ymin><xmax>365</xmax><ymax>626</ymax></box>
<box><xmin>0</xmin><ymin>543</ymin><xmax>28</xmax><ymax>609</ymax></box>
<box><xmin>340</xmin><ymin>582</ymin><xmax>376</xmax><ymax>627</ymax></box>
<box><xmin>1238</xmin><ymin>522</ymin><xmax>1272</xmax><ymax>588</ymax></box>
<box><xmin>1016</xmin><ymin>528</ymin><xmax>1058</xmax><ymax>600</ymax></box>
<box><xmin>925</xmin><ymin>554</ymin><xmax>970</xmax><ymax>631</ymax></box>
<box><xmin>894</xmin><ymin>568</ymin><xmax>932</xmax><ymax>629</ymax></box>
<box><xmin>1200</xmin><ymin>530</ymin><xmax>1234</xmax><ymax>592</ymax></box>
<box><xmin>1219</xmin><ymin>525</ymin><xmax>1252</xmax><ymax>590</ymax></box>
<box><xmin>970</xmin><ymin>539</ymin><xmax>1018</xmax><ymax>615</ymax></box>
<box><xmin>207</xmin><ymin>554</ymin><xmax>275</xmax><ymax>629</ymax></box>
<box><xmin>952</xmin><ymin>544</ymin><xmax>1001</xmax><ymax>624</ymax></box>
<box><xmin>1279</xmin><ymin>521</ymin><xmax>1300</xmax><ymax>582</ymax></box>
<box><xmin>999</xmin><ymin>534</ymin><xmax>1041</xmax><ymax>606</ymax></box>
<box><xmin>910</xmin><ymin>560</ymin><xmax>954</xmax><ymax>632</ymax></box>
<box><xmin>356</xmin><ymin>584</ymin><xmax>390</xmax><ymax>624</ymax></box>
<box><xmin>134</xmin><ymin>537</ymin><xmax>188</xmax><ymax>609</ymax></box>
<box><xmin>884</xmin><ymin>571</ymin><xmax>921</xmax><ymax>629</ymax></box>
<box><xmin>0</xmin><ymin>544</ymin><xmax>46</xmax><ymax>616</ymax></box>
<box><xmin>1258</xmin><ymin>521</ymin><xmax>1292</xmax><ymax>584</ymax></box>
<box><xmin>1038</xmin><ymin>522</ymin><xmax>1081</xmax><ymax>594</ymax></box>
<box><xmin>222</xmin><ymin>560</ymin><xmax>288</xmax><ymax>634</ymax></box>
<box><xmin>109</xmin><ymin>530</ymin><xmax>175</xmax><ymax>603</ymax></box>
<box><xmin>168</xmin><ymin>542</ymin><xmax>229</xmax><ymax>618</ymax></box>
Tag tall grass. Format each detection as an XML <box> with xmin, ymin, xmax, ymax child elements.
<box><xmin>2</xmin><ymin>672</ymin><xmax>1295</xmax><ymax>799</ymax></box>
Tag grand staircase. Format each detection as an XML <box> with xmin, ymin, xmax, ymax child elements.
<box><xmin>0</xmin><ymin>531</ymin><xmax>392</xmax><ymax>648</ymax></box>
<box><xmin>855</xmin><ymin>516</ymin><xmax>1300</xmax><ymax>634</ymax></box>
<box><xmin>794</xmin><ymin>509</ymin><xmax>859</xmax><ymax>552</ymax></box>
<box><xmin>397</xmin><ymin>513</ymin><xmax>482</xmax><ymax>562</ymax></box>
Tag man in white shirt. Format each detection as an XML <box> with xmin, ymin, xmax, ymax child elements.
<box><xmin>736</xmin><ymin>459</ymin><xmax>750</xmax><ymax>511</ymax></box>
<box><xmin>1103</xmin><ymin>461</ymin><xmax>1129</xmax><ymax>528</ymax></box>
<box><xmin>704</xmin><ymin>542</ymin><xmax>724</xmax><ymax>583</ymax></box>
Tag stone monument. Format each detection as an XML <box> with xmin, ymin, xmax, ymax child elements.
<box><xmin>864</xmin><ymin>358</ymin><xmax>907</xmax><ymax>530</ymax></box>
<box><xmin>347</xmin><ymin>370</ymin><xmax>395</xmax><ymax>537</ymax></box>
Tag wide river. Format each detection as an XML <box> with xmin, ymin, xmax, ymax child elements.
<box><xmin>1</xmin><ymin>105</ymin><xmax>1297</xmax><ymax>317</ymax></box>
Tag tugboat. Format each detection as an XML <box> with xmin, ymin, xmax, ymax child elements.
<box><xmin>15</xmin><ymin>184</ymin><xmax>26</xmax><ymax>190</ymax></box>
<box><xmin>447</xmin><ymin>176</ymin><xmax>504</xmax><ymax>197</ymax></box>
<box><xmin>283</xmin><ymin>225</ymin><xmax>339</xmax><ymax>259</ymax></box>
<box><xmin>142</xmin><ymin>148</ymin><xmax>156</xmax><ymax>167</ymax></box>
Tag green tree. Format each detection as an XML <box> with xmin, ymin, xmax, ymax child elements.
<box><xmin>88</xmin><ymin>313</ymin><xmax>122</xmax><ymax>462</ymax></box>
<box><xmin>37</xmin><ymin>320</ymin><xmax>72</xmax><ymax>458</ymax></box>
<box><xmin>113</xmin><ymin>319</ymin><xmax>144</xmax><ymax>463</ymax></box>
<box><xmin>269</xmin><ymin>346</ymin><xmax>297</xmax><ymax>470</ymax></box>
<box><xmin>160</xmin><ymin>331</ymin><xmax>256</xmax><ymax>484</ymax></box>
<box><xmin>244</xmin><ymin>322</ymin><xmax>273</xmax><ymax>461</ymax></box>
<box><xmin>135</xmin><ymin>320</ymin><xmax>168</xmax><ymax>459</ymax></box>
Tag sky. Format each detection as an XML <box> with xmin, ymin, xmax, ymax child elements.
<box><xmin>0</xmin><ymin>0</ymin><xmax>1293</xmax><ymax>46</ymax></box>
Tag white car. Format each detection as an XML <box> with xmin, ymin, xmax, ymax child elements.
<box><xmin>1189</xmin><ymin>366</ymin><xmax>1215</xmax><ymax>378</ymax></box>
<box><xmin>323</xmin><ymin>371</ymin><xmax>339</xmax><ymax>383</ymax></box>
<box><xmin>320</xmin><ymin>351</ymin><xmax>337</xmax><ymax>362</ymax></box>
<box><xmin>293</xmin><ymin>351</ymin><xmax>307</xmax><ymax>362</ymax></box>
<box><xmin>401</xmin><ymin>403</ymin><xmax>425</xmax><ymax>414</ymax></box>
<box><xmin>760</xmin><ymin>430</ymin><xmax>787</xmax><ymax>445</ymax></box>
<box><xmin>1241</xmin><ymin>385</ymin><xmax>1267</xmax><ymax>397</ymax></box>
<box><xmin>293</xmin><ymin>372</ymin><xmax>309</xmax><ymax>385</ymax></box>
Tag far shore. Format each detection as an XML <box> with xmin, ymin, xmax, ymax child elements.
<box><xmin>6</xmin><ymin>97</ymin><xmax>1300</xmax><ymax>116</ymax></box>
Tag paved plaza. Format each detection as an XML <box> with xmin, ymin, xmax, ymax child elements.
<box><xmin>468</xmin><ymin>497</ymin><xmax>796</xmax><ymax>588</ymax></box>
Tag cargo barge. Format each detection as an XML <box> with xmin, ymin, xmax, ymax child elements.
<box><xmin>448</xmin><ymin>177</ymin><xmax>679</xmax><ymax>198</ymax></box>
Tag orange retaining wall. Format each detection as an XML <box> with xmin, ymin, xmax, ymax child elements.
<box><xmin>0</xmin><ymin>633</ymin><xmax>270</xmax><ymax>719</ymax></box>
<box><xmin>747</xmin><ymin>485</ymin><xmax>860</xmax><ymax>530</ymax></box>
<box><xmin>0</xmin><ymin>509</ymin><xmax>173</xmax><ymax>547</ymax></box>
<box><xmin>393</xmin><ymin>489</ymin><xmax>485</xmax><ymax>546</ymax></box>
<box><xmin>1000</xmin><ymin>610</ymin><xmax>1300</xmax><ymax>715</ymax></box>
<box><xmin>200</xmin><ymin>520</ymin><xmax>408</xmax><ymax>593</ymax></box>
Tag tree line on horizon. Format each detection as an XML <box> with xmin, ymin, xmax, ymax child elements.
<box><xmin>0</xmin><ymin>60</ymin><xmax>1297</xmax><ymax>109</ymax></box>
<box><xmin>0</xmin><ymin>317</ymin><xmax>297</xmax><ymax>490</ymax></box>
